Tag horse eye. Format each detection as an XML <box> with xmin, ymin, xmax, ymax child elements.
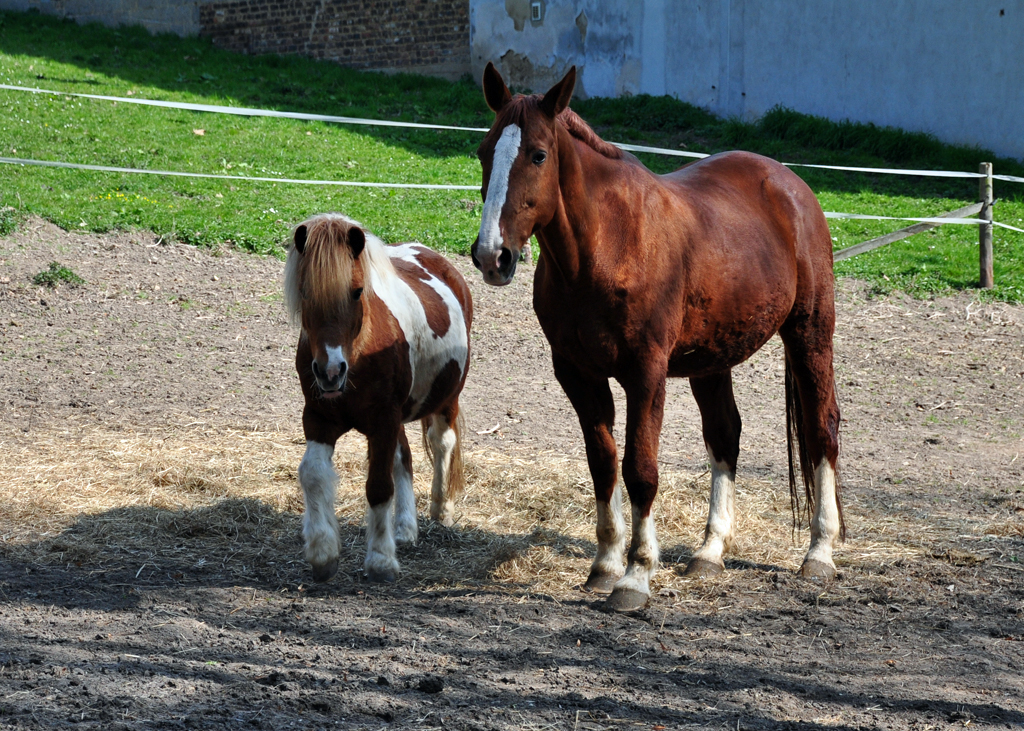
<box><xmin>352</xmin><ymin>288</ymin><xmax>363</xmax><ymax>301</ymax></box>
<box><xmin>532</xmin><ymin>150</ymin><xmax>547</xmax><ymax>165</ymax></box>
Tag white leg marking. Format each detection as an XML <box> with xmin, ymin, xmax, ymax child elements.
<box><xmin>804</xmin><ymin>459</ymin><xmax>840</xmax><ymax>567</ymax></box>
<box><xmin>591</xmin><ymin>484</ymin><xmax>626</xmax><ymax>578</ymax></box>
<box><xmin>476</xmin><ymin>124</ymin><xmax>522</xmax><ymax>264</ymax></box>
<box><xmin>691</xmin><ymin>449</ymin><xmax>736</xmax><ymax>567</ymax></box>
<box><xmin>615</xmin><ymin>502</ymin><xmax>660</xmax><ymax>597</ymax></box>
<box><xmin>364</xmin><ymin>499</ymin><xmax>399</xmax><ymax>581</ymax></box>
<box><xmin>427</xmin><ymin>416</ymin><xmax>457</xmax><ymax>526</ymax></box>
<box><xmin>392</xmin><ymin>443</ymin><xmax>418</xmax><ymax>544</ymax></box>
<box><xmin>298</xmin><ymin>441</ymin><xmax>340</xmax><ymax>570</ymax></box>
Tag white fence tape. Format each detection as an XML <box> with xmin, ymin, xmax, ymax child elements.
<box><xmin>4</xmin><ymin>83</ymin><xmax>1021</xmax><ymax>183</ymax></box>
<box><xmin>0</xmin><ymin>156</ymin><xmax>478</xmax><ymax>190</ymax></box>
<box><xmin>0</xmin><ymin>84</ymin><xmax>490</xmax><ymax>133</ymax></box>
<box><xmin>824</xmin><ymin>210</ymin><xmax>1024</xmax><ymax>233</ymax></box>
<box><xmin>3</xmin><ymin>155</ymin><xmax>1021</xmax><ymax>233</ymax></box>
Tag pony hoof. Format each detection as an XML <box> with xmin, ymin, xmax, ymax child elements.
<box><xmin>799</xmin><ymin>559</ymin><xmax>836</xmax><ymax>581</ymax></box>
<box><xmin>604</xmin><ymin>587</ymin><xmax>649</xmax><ymax>613</ymax></box>
<box><xmin>310</xmin><ymin>558</ymin><xmax>339</xmax><ymax>583</ymax></box>
<box><xmin>683</xmin><ymin>558</ymin><xmax>724</xmax><ymax>578</ymax></box>
<box><xmin>364</xmin><ymin>566</ymin><xmax>399</xmax><ymax>583</ymax></box>
<box><xmin>583</xmin><ymin>570</ymin><xmax>621</xmax><ymax>595</ymax></box>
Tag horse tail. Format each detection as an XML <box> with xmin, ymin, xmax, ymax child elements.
<box><xmin>784</xmin><ymin>351</ymin><xmax>813</xmax><ymax>534</ymax></box>
<box><xmin>784</xmin><ymin>353</ymin><xmax>847</xmax><ymax>541</ymax></box>
<box><xmin>419</xmin><ymin>409</ymin><xmax>466</xmax><ymax>501</ymax></box>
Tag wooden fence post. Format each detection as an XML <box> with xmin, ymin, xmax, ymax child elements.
<box><xmin>979</xmin><ymin>162</ymin><xmax>994</xmax><ymax>289</ymax></box>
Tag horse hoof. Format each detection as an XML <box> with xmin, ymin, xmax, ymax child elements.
<box><xmin>583</xmin><ymin>570</ymin><xmax>621</xmax><ymax>595</ymax></box>
<box><xmin>604</xmin><ymin>587</ymin><xmax>649</xmax><ymax>613</ymax></box>
<box><xmin>364</xmin><ymin>566</ymin><xmax>398</xmax><ymax>583</ymax></box>
<box><xmin>683</xmin><ymin>558</ymin><xmax>724</xmax><ymax>578</ymax></box>
<box><xmin>310</xmin><ymin>558</ymin><xmax>339</xmax><ymax>583</ymax></box>
<box><xmin>799</xmin><ymin>559</ymin><xmax>836</xmax><ymax>581</ymax></box>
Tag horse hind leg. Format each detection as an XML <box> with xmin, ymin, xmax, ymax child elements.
<box><xmin>392</xmin><ymin>426</ymin><xmax>418</xmax><ymax>545</ymax></box>
<box><xmin>781</xmin><ymin>324</ymin><xmax>844</xmax><ymax>581</ymax></box>
<box><xmin>685</xmin><ymin>371</ymin><xmax>742</xmax><ymax>578</ymax></box>
<box><xmin>425</xmin><ymin>403</ymin><xmax>463</xmax><ymax>527</ymax></box>
<box><xmin>298</xmin><ymin>440</ymin><xmax>341</xmax><ymax>582</ymax></box>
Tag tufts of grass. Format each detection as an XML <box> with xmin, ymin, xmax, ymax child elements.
<box><xmin>0</xmin><ymin>205</ymin><xmax>21</xmax><ymax>236</ymax></box>
<box><xmin>32</xmin><ymin>261</ymin><xmax>85</xmax><ymax>287</ymax></box>
<box><xmin>1</xmin><ymin>9</ymin><xmax>1022</xmax><ymax>300</ymax></box>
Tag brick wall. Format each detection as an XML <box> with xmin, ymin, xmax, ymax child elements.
<box><xmin>199</xmin><ymin>0</ymin><xmax>470</xmax><ymax>79</ymax></box>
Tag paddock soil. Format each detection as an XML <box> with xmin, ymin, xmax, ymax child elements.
<box><xmin>1</xmin><ymin>218</ymin><xmax>1022</xmax><ymax>731</ymax></box>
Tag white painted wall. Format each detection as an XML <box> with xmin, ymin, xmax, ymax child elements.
<box><xmin>470</xmin><ymin>0</ymin><xmax>1024</xmax><ymax>160</ymax></box>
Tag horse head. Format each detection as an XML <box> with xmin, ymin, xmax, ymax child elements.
<box><xmin>284</xmin><ymin>214</ymin><xmax>371</xmax><ymax>395</ymax></box>
<box><xmin>471</xmin><ymin>62</ymin><xmax>576</xmax><ymax>286</ymax></box>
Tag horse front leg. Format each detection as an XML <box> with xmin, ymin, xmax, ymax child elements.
<box><xmin>685</xmin><ymin>371</ymin><xmax>742</xmax><ymax>577</ymax></box>
<box><xmin>608</xmin><ymin>361</ymin><xmax>669</xmax><ymax>612</ymax></box>
<box><xmin>364</xmin><ymin>429</ymin><xmax>401</xmax><ymax>582</ymax></box>
<box><xmin>298</xmin><ymin>439</ymin><xmax>341</xmax><ymax>582</ymax></box>
<box><xmin>552</xmin><ymin>354</ymin><xmax>624</xmax><ymax>594</ymax></box>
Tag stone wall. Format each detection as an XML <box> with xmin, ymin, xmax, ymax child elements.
<box><xmin>200</xmin><ymin>0</ymin><xmax>470</xmax><ymax>79</ymax></box>
<box><xmin>0</xmin><ymin>0</ymin><xmax>471</xmax><ymax>79</ymax></box>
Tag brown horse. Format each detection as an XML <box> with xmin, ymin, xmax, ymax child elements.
<box><xmin>285</xmin><ymin>213</ymin><xmax>472</xmax><ymax>582</ymax></box>
<box><xmin>471</xmin><ymin>64</ymin><xmax>843</xmax><ymax>612</ymax></box>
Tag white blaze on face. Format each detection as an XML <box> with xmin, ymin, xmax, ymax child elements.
<box><xmin>476</xmin><ymin>124</ymin><xmax>522</xmax><ymax>264</ymax></box>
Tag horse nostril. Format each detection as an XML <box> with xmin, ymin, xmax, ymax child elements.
<box><xmin>311</xmin><ymin>360</ymin><xmax>323</xmax><ymax>379</ymax></box>
<box><xmin>337</xmin><ymin>361</ymin><xmax>347</xmax><ymax>379</ymax></box>
<box><xmin>498</xmin><ymin>247</ymin><xmax>512</xmax><ymax>272</ymax></box>
<box><xmin>470</xmin><ymin>241</ymin><xmax>481</xmax><ymax>270</ymax></box>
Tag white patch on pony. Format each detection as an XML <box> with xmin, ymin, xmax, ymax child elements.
<box><xmin>804</xmin><ymin>459</ymin><xmax>840</xmax><ymax>567</ymax></box>
<box><xmin>392</xmin><ymin>443</ymin><xmax>418</xmax><ymax>544</ymax></box>
<box><xmin>614</xmin><ymin>503</ymin><xmax>660</xmax><ymax>597</ymax></box>
<box><xmin>690</xmin><ymin>451</ymin><xmax>736</xmax><ymax>567</ymax></box>
<box><xmin>297</xmin><ymin>441</ymin><xmax>340</xmax><ymax>569</ymax></box>
<box><xmin>426</xmin><ymin>414</ymin><xmax>458</xmax><ymax>526</ymax></box>
<box><xmin>591</xmin><ymin>484</ymin><xmax>626</xmax><ymax>578</ymax></box>
<box><xmin>476</xmin><ymin>124</ymin><xmax>522</xmax><ymax>264</ymax></box>
<box><xmin>364</xmin><ymin>498</ymin><xmax>399</xmax><ymax>580</ymax></box>
<box><xmin>373</xmin><ymin>243</ymin><xmax>469</xmax><ymax>420</ymax></box>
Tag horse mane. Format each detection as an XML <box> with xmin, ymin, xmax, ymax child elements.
<box><xmin>284</xmin><ymin>213</ymin><xmax>395</xmax><ymax>325</ymax></box>
<box><xmin>487</xmin><ymin>96</ymin><xmax>624</xmax><ymax>161</ymax></box>
<box><xmin>556</xmin><ymin>107</ymin><xmax>624</xmax><ymax>160</ymax></box>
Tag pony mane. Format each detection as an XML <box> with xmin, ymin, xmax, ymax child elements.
<box><xmin>283</xmin><ymin>213</ymin><xmax>395</xmax><ymax>325</ymax></box>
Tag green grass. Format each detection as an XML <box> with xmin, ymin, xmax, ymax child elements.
<box><xmin>32</xmin><ymin>261</ymin><xmax>85</xmax><ymax>287</ymax></box>
<box><xmin>2</xmin><ymin>9</ymin><xmax>1023</xmax><ymax>300</ymax></box>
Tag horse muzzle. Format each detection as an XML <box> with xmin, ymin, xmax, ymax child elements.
<box><xmin>471</xmin><ymin>240</ymin><xmax>517</xmax><ymax>286</ymax></box>
<box><xmin>311</xmin><ymin>359</ymin><xmax>348</xmax><ymax>395</ymax></box>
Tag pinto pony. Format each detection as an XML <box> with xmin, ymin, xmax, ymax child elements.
<box><xmin>285</xmin><ymin>214</ymin><xmax>472</xmax><ymax>582</ymax></box>
<box><xmin>471</xmin><ymin>64</ymin><xmax>844</xmax><ymax>612</ymax></box>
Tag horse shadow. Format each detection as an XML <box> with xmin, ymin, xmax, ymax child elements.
<box><xmin>0</xmin><ymin>496</ymin><xmax>611</xmax><ymax>607</ymax></box>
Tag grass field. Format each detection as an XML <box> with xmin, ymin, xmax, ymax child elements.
<box><xmin>2</xmin><ymin>10</ymin><xmax>1023</xmax><ymax>300</ymax></box>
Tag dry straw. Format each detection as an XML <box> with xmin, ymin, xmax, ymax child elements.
<box><xmin>0</xmin><ymin>422</ymin><xmax>960</xmax><ymax>597</ymax></box>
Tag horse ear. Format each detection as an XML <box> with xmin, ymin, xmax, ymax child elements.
<box><xmin>482</xmin><ymin>61</ymin><xmax>512</xmax><ymax>113</ymax></box>
<box><xmin>293</xmin><ymin>224</ymin><xmax>307</xmax><ymax>254</ymax></box>
<box><xmin>347</xmin><ymin>226</ymin><xmax>366</xmax><ymax>259</ymax></box>
<box><xmin>539</xmin><ymin>66</ymin><xmax>576</xmax><ymax>118</ymax></box>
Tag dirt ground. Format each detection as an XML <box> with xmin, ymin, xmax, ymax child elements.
<box><xmin>1</xmin><ymin>218</ymin><xmax>1022</xmax><ymax>731</ymax></box>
